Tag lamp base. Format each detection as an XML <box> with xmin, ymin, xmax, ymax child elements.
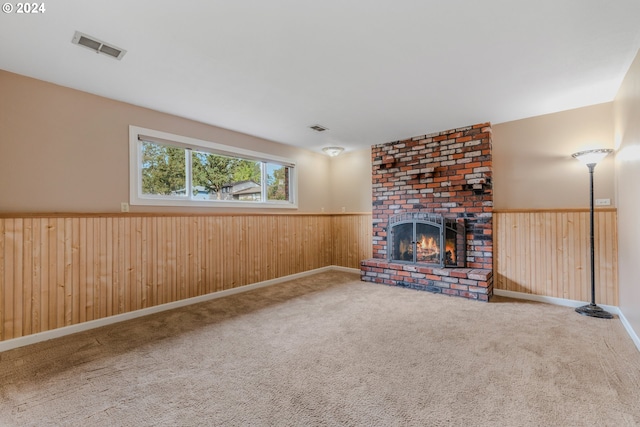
<box><xmin>575</xmin><ymin>303</ymin><xmax>614</xmax><ymax>319</ymax></box>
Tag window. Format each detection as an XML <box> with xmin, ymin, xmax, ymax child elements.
<box><xmin>129</xmin><ymin>126</ymin><xmax>297</xmax><ymax>208</ymax></box>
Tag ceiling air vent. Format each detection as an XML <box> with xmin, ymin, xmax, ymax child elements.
<box><xmin>72</xmin><ymin>31</ymin><xmax>127</xmax><ymax>60</ymax></box>
<box><xmin>309</xmin><ymin>124</ymin><xmax>328</xmax><ymax>132</ymax></box>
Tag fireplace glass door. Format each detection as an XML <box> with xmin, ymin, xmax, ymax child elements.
<box><xmin>390</xmin><ymin>222</ymin><xmax>442</xmax><ymax>265</ymax></box>
<box><xmin>391</xmin><ymin>223</ymin><xmax>413</xmax><ymax>262</ymax></box>
<box><xmin>388</xmin><ymin>213</ymin><xmax>465</xmax><ymax>268</ymax></box>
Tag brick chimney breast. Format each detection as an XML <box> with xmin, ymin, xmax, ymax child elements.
<box><xmin>361</xmin><ymin>123</ymin><xmax>493</xmax><ymax>301</ymax></box>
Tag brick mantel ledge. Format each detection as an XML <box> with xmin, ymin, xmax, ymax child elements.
<box><xmin>360</xmin><ymin>259</ymin><xmax>493</xmax><ymax>301</ymax></box>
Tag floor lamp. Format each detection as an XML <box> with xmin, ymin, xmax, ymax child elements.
<box><xmin>571</xmin><ymin>148</ymin><xmax>614</xmax><ymax>319</ymax></box>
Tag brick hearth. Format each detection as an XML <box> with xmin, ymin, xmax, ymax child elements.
<box><xmin>360</xmin><ymin>260</ymin><xmax>493</xmax><ymax>301</ymax></box>
<box><xmin>361</xmin><ymin>123</ymin><xmax>493</xmax><ymax>301</ymax></box>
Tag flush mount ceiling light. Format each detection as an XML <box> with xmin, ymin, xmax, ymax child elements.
<box><xmin>322</xmin><ymin>146</ymin><xmax>344</xmax><ymax>157</ymax></box>
<box><xmin>71</xmin><ymin>31</ymin><xmax>127</xmax><ymax>60</ymax></box>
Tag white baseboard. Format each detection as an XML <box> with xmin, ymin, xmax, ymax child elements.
<box><xmin>0</xmin><ymin>265</ymin><xmax>353</xmax><ymax>353</ymax></box>
<box><xmin>618</xmin><ymin>311</ymin><xmax>640</xmax><ymax>352</ymax></box>
<box><xmin>330</xmin><ymin>265</ymin><xmax>361</xmax><ymax>274</ymax></box>
<box><xmin>494</xmin><ymin>289</ymin><xmax>640</xmax><ymax>352</ymax></box>
<box><xmin>7</xmin><ymin>270</ymin><xmax>636</xmax><ymax>355</ymax></box>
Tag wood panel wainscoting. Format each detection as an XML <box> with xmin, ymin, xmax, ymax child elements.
<box><xmin>493</xmin><ymin>209</ymin><xmax>618</xmax><ymax>306</ymax></box>
<box><xmin>0</xmin><ymin>213</ymin><xmax>373</xmax><ymax>342</ymax></box>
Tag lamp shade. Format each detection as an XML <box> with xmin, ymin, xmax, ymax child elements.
<box><xmin>322</xmin><ymin>146</ymin><xmax>344</xmax><ymax>157</ymax></box>
<box><xmin>571</xmin><ymin>148</ymin><xmax>613</xmax><ymax>166</ymax></box>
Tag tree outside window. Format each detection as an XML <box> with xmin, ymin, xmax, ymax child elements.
<box><xmin>136</xmin><ymin>134</ymin><xmax>294</xmax><ymax>207</ymax></box>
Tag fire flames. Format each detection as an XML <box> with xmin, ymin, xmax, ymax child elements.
<box><xmin>445</xmin><ymin>242</ymin><xmax>457</xmax><ymax>264</ymax></box>
<box><xmin>416</xmin><ymin>235</ymin><xmax>438</xmax><ymax>262</ymax></box>
<box><xmin>415</xmin><ymin>235</ymin><xmax>457</xmax><ymax>264</ymax></box>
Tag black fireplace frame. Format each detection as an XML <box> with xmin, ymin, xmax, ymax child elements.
<box><xmin>387</xmin><ymin>212</ymin><xmax>466</xmax><ymax>268</ymax></box>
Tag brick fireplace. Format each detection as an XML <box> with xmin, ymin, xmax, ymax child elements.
<box><xmin>360</xmin><ymin>123</ymin><xmax>493</xmax><ymax>301</ymax></box>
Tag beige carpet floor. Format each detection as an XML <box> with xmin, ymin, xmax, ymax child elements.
<box><xmin>1</xmin><ymin>270</ymin><xmax>639</xmax><ymax>426</ymax></box>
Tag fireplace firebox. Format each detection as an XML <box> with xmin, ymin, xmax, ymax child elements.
<box><xmin>388</xmin><ymin>213</ymin><xmax>465</xmax><ymax>268</ymax></box>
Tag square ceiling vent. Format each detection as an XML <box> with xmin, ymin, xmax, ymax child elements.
<box><xmin>309</xmin><ymin>124</ymin><xmax>328</xmax><ymax>132</ymax></box>
<box><xmin>72</xmin><ymin>31</ymin><xmax>126</xmax><ymax>60</ymax></box>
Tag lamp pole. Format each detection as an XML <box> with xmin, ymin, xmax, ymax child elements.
<box><xmin>572</xmin><ymin>149</ymin><xmax>613</xmax><ymax>319</ymax></box>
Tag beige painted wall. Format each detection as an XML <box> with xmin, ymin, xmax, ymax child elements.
<box><xmin>614</xmin><ymin>49</ymin><xmax>640</xmax><ymax>340</ymax></box>
<box><xmin>0</xmin><ymin>70</ymin><xmax>333</xmax><ymax>214</ymax></box>
<box><xmin>7</xmin><ymin>65</ymin><xmax>620</xmax><ymax>216</ymax></box>
<box><xmin>329</xmin><ymin>106</ymin><xmax>619</xmax><ymax>214</ymax></box>
<box><xmin>492</xmin><ymin>103</ymin><xmax>615</xmax><ymax>210</ymax></box>
<box><xmin>327</xmin><ymin>149</ymin><xmax>372</xmax><ymax>213</ymax></box>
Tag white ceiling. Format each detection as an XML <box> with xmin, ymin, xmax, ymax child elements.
<box><xmin>1</xmin><ymin>0</ymin><xmax>639</xmax><ymax>154</ymax></box>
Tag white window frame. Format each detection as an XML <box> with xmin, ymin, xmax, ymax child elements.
<box><xmin>129</xmin><ymin>126</ymin><xmax>298</xmax><ymax>208</ymax></box>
